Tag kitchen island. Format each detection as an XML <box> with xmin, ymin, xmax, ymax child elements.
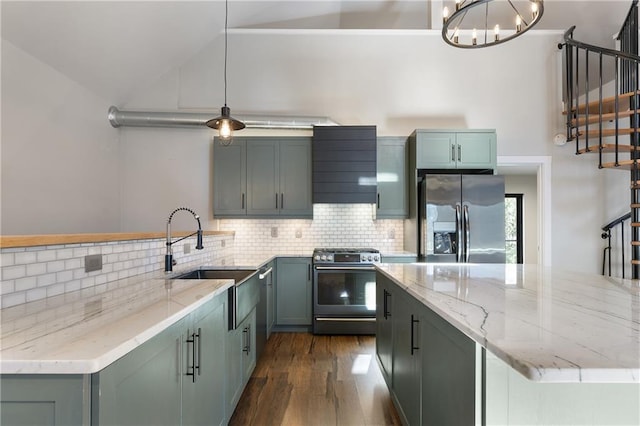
<box><xmin>377</xmin><ymin>262</ymin><xmax>640</xmax><ymax>425</ymax></box>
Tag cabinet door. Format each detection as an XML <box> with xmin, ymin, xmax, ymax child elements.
<box><xmin>93</xmin><ymin>319</ymin><xmax>183</xmax><ymax>426</ymax></box>
<box><xmin>415</xmin><ymin>132</ymin><xmax>455</xmax><ymax>169</ymax></box>
<box><xmin>377</xmin><ymin>137</ymin><xmax>408</xmax><ymax>218</ymax></box>
<box><xmin>421</xmin><ymin>306</ymin><xmax>476</xmax><ymax>426</ymax></box>
<box><xmin>375</xmin><ymin>274</ymin><xmax>394</xmax><ymax>383</ymax></box>
<box><xmin>213</xmin><ymin>139</ymin><xmax>246</xmax><ymax>216</ymax></box>
<box><xmin>275</xmin><ymin>257</ymin><xmax>312</xmax><ymax>325</ymax></box>
<box><xmin>392</xmin><ymin>291</ymin><xmax>422</xmax><ymax>426</ymax></box>
<box><xmin>279</xmin><ymin>138</ymin><xmax>312</xmax><ymax>217</ymax></box>
<box><xmin>183</xmin><ymin>296</ymin><xmax>227</xmax><ymax>426</ymax></box>
<box><xmin>246</xmin><ymin>140</ymin><xmax>279</xmax><ymax>216</ymax></box>
<box><xmin>1</xmin><ymin>375</ymin><xmax>86</xmax><ymax>426</ymax></box>
<box><xmin>456</xmin><ymin>132</ymin><xmax>496</xmax><ymax>169</ymax></box>
<box><xmin>226</xmin><ymin>324</ymin><xmax>244</xmax><ymax>420</ymax></box>
<box><xmin>241</xmin><ymin>308</ymin><xmax>257</xmax><ymax>384</ymax></box>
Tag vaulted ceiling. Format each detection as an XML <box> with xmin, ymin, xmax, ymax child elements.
<box><xmin>1</xmin><ymin>1</ymin><xmax>632</xmax><ymax>105</ymax></box>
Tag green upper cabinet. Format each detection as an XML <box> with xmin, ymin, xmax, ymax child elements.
<box><xmin>213</xmin><ymin>138</ymin><xmax>247</xmax><ymax>216</ymax></box>
<box><xmin>376</xmin><ymin>137</ymin><xmax>408</xmax><ymax>219</ymax></box>
<box><xmin>214</xmin><ymin>137</ymin><xmax>312</xmax><ymax>218</ymax></box>
<box><xmin>412</xmin><ymin>129</ymin><xmax>497</xmax><ymax>171</ymax></box>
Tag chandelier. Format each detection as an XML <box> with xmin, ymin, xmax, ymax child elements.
<box><xmin>442</xmin><ymin>0</ymin><xmax>544</xmax><ymax>49</ymax></box>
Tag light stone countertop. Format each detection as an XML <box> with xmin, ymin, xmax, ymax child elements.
<box><xmin>377</xmin><ymin>262</ymin><xmax>640</xmax><ymax>383</ymax></box>
<box><xmin>0</xmin><ymin>271</ymin><xmax>236</xmax><ymax>374</ymax></box>
<box><xmin>0</xmin><ymin>253</ymin><xmax>288</xmax><ymax>375</ymax></box>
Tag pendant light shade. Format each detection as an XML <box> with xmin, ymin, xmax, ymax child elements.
<box><xmin>206</xmin><ymin>106</ymin><xmax>245</xmax><ymax>143</ymax></box>
<box><xmin>206</xmin><ymin>0</ymin><xmax>244</xmax><ymax>144</ymax></box>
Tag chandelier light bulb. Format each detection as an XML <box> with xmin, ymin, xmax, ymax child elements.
<box><xmin>443</xmin><ymin>6</ymin><xmax>449</xmax><ymax>23</ymax></box>
<box><xmin>453</xmin><ymin>27</ymin><xmax>459</xmax><ymax>44</ymax></box>
<box><xmin>516</xmin><ymin>15</ymin><xmax>522</xmax><ymax>32</ymax></box>
<box><xmin>472</xmin><ymin>28</ymin><xmax>477</xmax><ymax>45</ymax></box>
<box><xmin>455</xmin><ymin>0</ymin><xmax>461</xmax><ymax>11</ymax></box>
<box><xmin>494</xmin><ymin>24</ymin><xmax>500</xmax><ymax>42</ymax></box>
<box><xmin>532</xmin><ymin>2</ymin><xmax>539</xmax><ymax>19</ymax></box>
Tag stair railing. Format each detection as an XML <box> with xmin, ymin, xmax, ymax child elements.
<box><xmin>602</xmin><ymin>212</ymin><xmax>632</xmax><ymax>277</ymax></box>
<box><xmin>559</xmin><ymin>1</ymin><xmax>640</xmax><ymax>279</ymax></box>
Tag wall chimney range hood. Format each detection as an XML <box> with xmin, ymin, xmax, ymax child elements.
<box><xmin>312</xmin><ymin>125</ymin><xmax>377</xmax><ymax>204</ymax></box>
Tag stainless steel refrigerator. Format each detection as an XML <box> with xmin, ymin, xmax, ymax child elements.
<box><xmin>419</xmin><ymin>174</ymin><xmax>505</xmax><ymax>263</ymax></box>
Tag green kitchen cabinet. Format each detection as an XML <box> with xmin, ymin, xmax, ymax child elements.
<box><xmin>0</xmin><ymin>375</ymin><xmax>88</xmax><ymax>426</ymax></box>
<box><xmin>375</xmin><ymin>274</ymin><xmax>394</xmax><ymax>382</ymax></box>
<box><xmin>93</xmin><ymin>294</ymin><xmax>227</xmax><ymax>426</ymax></box>
<box><xmin>412</xmin><ymin>129</ymin><xmax>497</xmax><ymax>170</ymax></box>
<box><xmin>226</xmin><ymin>308</ymin><xmax>256</xmax><ymax>421</ymax></box>
<box><xmin>391</xmin><ymin>287</ymin><xmax>423</xmax><ymax>426</ymax></box>
<box><xmin>264</xmin><ymin>260</ymin><xmax>277</xmax><ymax>337</ymax></box>
<box><xmin>376</xmin><ymin>137</ymin><xmax>408</xmax><ymax>218</ymax></box>
<box><xmin>421</xmin><ymin>304</ymin><xmax>477</xmax><ymax>426</ymax></box>
<box><xmin>275</xmin><ymin>257</ymin><xmax>312</xmax><ymax>326</ymax></box>
<box><xmin>213</xmin><ymin>138</ymin><xmax>247</xmax><ymax>216</ymax></box>
<box><xmin>376</xmin><ymin>271</ymin><xmax>478</xmax><ymax>426</ymax></box>
<box><xmin>214</xmin><ymin>137</ymin><xmax>312</xmax><ymax>218</ymax></box>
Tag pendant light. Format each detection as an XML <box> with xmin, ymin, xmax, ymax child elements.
<box><xmin>206</xmin><ymin>0</ymin><xmax>245</xmax><ymax>145</ymax></box>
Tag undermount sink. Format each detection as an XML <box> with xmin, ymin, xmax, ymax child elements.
<box><xmin>175</xmin><ymin>268</ymin><xmax>256</xmax><ymax>282</ymax></box>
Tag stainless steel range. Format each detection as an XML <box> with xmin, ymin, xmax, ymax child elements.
<box><xmin>312</xmin><ymin>248</ymin><xmax>380</xmax><ymax>335</ymax></box>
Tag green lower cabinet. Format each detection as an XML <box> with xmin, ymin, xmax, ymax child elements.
<box><xmin>0</xmin><ymin>374</ymin><xmax>88</xmax><ymax>426</ymax></box>
<box><xmin>275</xmin><ymin>257</ymin><xmax>312</xmax><ymax>326</ymax></box>
<box><xmin>421</xmin><ymin>304</ymin><xmax>476</xmax><ymax>425</ymax></box>
<box><xmin>376</xmin><ymin>272</ymin><xmax>478</xmax><ymax>426</ymax></box>
<box><xmin>391</xmin><ymin>289</ymin><xmax>422</xmax><ymax>426</ymax></box>
<box><xmin>226</xmin><ymin>307</ymin><xmax>257</xmax><ymax>421</ymax></box>
<box><xmin>375</xmin><ymin>275</ymin><xmax>394</xmax><ymax>383</ymax></box>
<box><xmin>93</xmin><ymin>294</ymin><xmax>227</xmax><ymax>426</ymax></box>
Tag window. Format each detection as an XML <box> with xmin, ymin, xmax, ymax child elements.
<box><xmin>505</xmin><ymin>194</ymin><xmax>523</xmax><ymax>264</ymax></box>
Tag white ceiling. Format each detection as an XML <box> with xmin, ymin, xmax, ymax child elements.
<box><xmin>1</xmin><ymin>1</ymin><xmax>633</xmax><ymax>105</ymax></box>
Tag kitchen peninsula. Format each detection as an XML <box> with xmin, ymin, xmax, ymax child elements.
<box><xmin>377</xmin><ymin>262</ymin><xmax>640</xmax><ymax>425</ymax></box>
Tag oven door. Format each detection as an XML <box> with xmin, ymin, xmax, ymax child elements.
<box><xmin>313</xmin><ymin>265</ymin><xmax>377</xmax><ymax>316</ymax></box>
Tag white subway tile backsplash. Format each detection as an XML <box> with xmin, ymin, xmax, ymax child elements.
<box><xmin>36</xmin><ymin>250</ymin><xmax>57</xmax><ymax>263</ymax></box>
<box><xmin>15</xmin><ymin>251</ymin><xmax>37</xmax><ymax>265</ymax></box>
<box><xmin>1</xmin><ymin>234</ymin><xmax>234</xmax><ymax>308</ymax></box>
<box><xmin>3</xmin><ymin>265</ymin><xmax>26</xmax><ymax>281</ymax></box>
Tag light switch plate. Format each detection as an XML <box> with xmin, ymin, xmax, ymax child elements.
<box><xmin>184</xmin><ymin>243</ymin><xmax>191</xmax><ymax>254</ymax></box>
<box><xmin>271</xmin><ymin>227</ymin><xmax>278</xmax><ymax>238</ymax></box>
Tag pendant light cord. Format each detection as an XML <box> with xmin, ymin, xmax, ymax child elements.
<box><xmin>224</xmin><ymin>0</ymin><xmax>228</xmax><ymax>107</ymax></box>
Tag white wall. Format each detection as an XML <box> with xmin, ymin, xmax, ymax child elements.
<box><xmin>1</xmin><ymin>40</ymin><xmax>120</xmax><ymax>234</ymax></box>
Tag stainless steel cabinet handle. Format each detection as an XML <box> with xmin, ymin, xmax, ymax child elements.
<box><xmin>451</xmin><ymin>144</ymin><xmax>456</xmax><ymax>162</ymax></box>
<box><xmin>259</xmin><ymin>267</ymin><xmax>273</xmax><ymax>280</ymax></box>
<box><xmin>281</xmin><ymin>193</ymin><xmax>284</xmax><ymax>209</ymax></box>
<box><xmin>458</xmin><ymin>144</ymin><xmax>462</xmax><ymax>162</ymax></box>
<box><xmin>241</xmin><ymin>193</ymin><xmax>245</xmax><ymax>209</ymax></box>
<box><xmin>275</xmin><ymin>193</ymin><xmax>278</xmax><ymax>208</ymax></box>
<box><xmin>242</xmin><ymin>327</ymin><xmax>249</xmax><ymax>354</ymax></box>
<box><xmin>377</xmin><ymin>193</ymin><xmax>380</xmax><ymax>209</ymax></box>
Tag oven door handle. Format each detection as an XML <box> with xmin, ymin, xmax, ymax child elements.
<box><xmin>313</xmin><ymin>266</ymin><xmax>377</xmax><ymax>271</ymax></box>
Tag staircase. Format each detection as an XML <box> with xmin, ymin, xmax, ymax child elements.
<box><xmin>559</xmin><ymin>0</ymin><xmax>640</xmax><ymax>278</ymax></box>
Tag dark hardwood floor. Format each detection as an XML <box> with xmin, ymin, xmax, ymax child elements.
<box><xmin>229</xmin><ymin>333</ymin><xmax>402</xmax><ymax>426</ymax></box>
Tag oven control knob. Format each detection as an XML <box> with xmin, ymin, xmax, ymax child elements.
<box><xmin>368</xmin><ymin>255</ymin><xmax>373</xmax><ymax>261</ymax></box>
<box><xmin>321</xmin><ymin>255</ymin><xmax>327</xmax><ymax>261</ymax></box>
<box><xmin>314</xmin><ymin>255</ymin><xmax>321</xmax><ymax>261</ymax></box>
<box><xmin>374</xmin><ymin>255</ymin><xmax>380</xmax><ymax>262</ymax></box>
<box><xmin>327</xmin><ymin>255</ymin><xmax>333</xmax><ymax>261</ymax></box>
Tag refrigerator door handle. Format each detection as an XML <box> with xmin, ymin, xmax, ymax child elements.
<box><xmin>464</xmin><ymin>205</ymin><xmax>470</xmax><ymax>263</ymax></box>
<box><xmin>456</xmin><ymin>204</ymin><xmax>463</xmax><ymax>262</ymax></box>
